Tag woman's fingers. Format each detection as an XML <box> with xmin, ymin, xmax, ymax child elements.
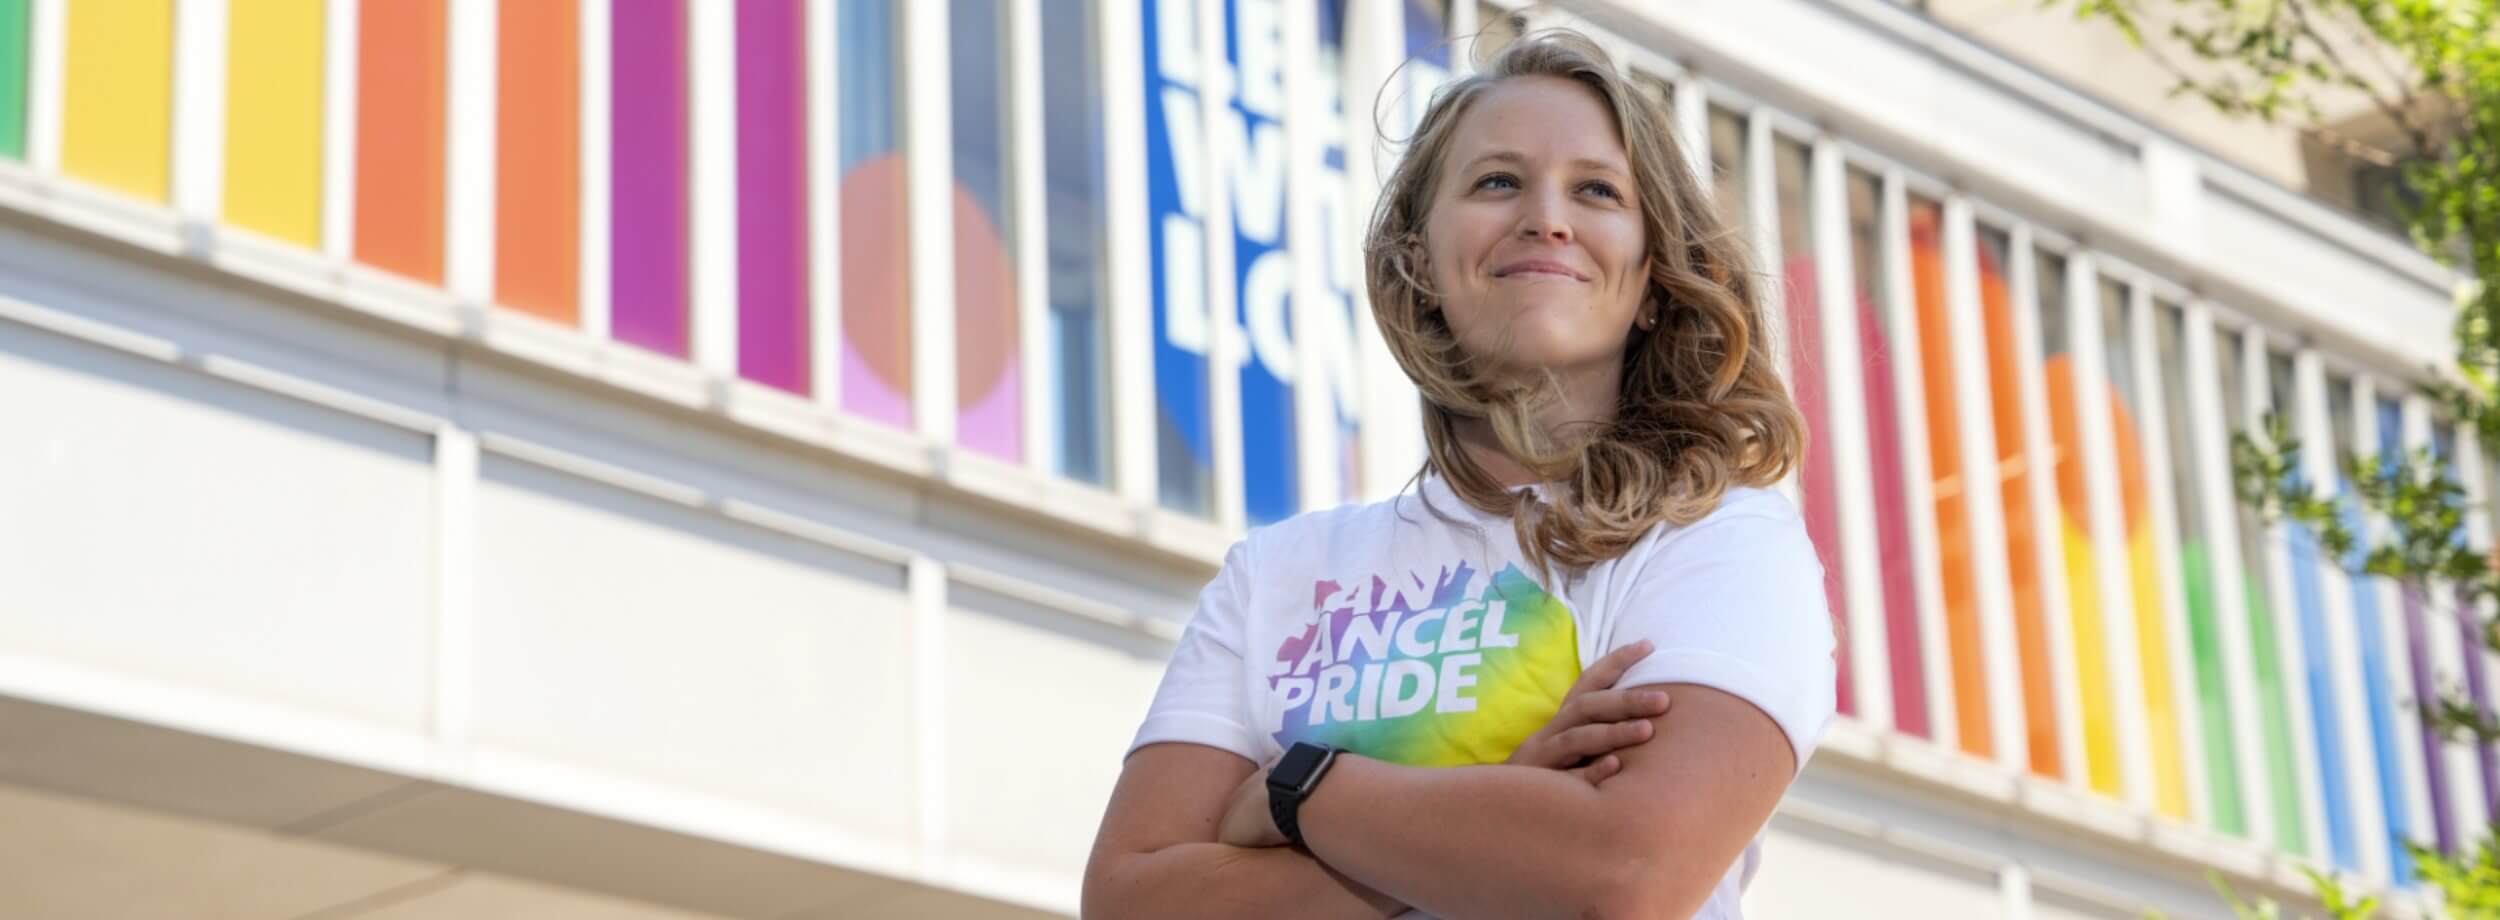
<box><xmin>1568</xmin><ymin>754</ymin><xmax>1623</xmax><ymax>786</ymax></box>
<box><xmin>1563</xmin><ymin>639</ymin><xmax>1655</xmax><ymax>699</ymax></box>
<box><xmin>1561</xmin><ymin>688</ymin><xmax>1672</xmax><ymax>726</ymax></box>
<box><xmin>1546</xmin><ymin>717</ymin><xmax>1655</xmax><ymax>761</ymax></box>
<box><xmin>1511</xmin><ymin>696</ymin><xmax>1668</xmax><ymax>769</ymax></box>
<box><xmin>1507</xmin><ymin>645</ymin><xmax>1667</xmax><ymax>773</ymax></box>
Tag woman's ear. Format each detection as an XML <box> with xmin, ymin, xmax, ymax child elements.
<box><xmin>1410</xmin><ymin>236</ymin><xmax>1440</xmax><ymax>313</ymax></box>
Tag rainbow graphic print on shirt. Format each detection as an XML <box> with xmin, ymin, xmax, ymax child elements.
<box><xmin>1267</xmin><ymin>561</ymin><xmax>1581</xmax><ymax>767</ymax></box>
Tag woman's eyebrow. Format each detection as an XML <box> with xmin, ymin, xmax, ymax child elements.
<box><xmin>1457</xmin><ymin>150</ymin><xmax>1630</xmax><ymax>178</ymax></box>
<box><xmin>1459</xmin><ymin>150</ymin><xmax>1530</xmax><ymax>172</ymax></box>
<box><xmin>1569</xmin><ymin>158</ymin><xmax>1632</xmax><ymax>179</ymax></box>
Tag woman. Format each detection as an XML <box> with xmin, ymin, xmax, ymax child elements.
<box><xmin>1083</xmin><ymin>30</ymin><xmax>1834</xmax><ymax>920</ymax></box>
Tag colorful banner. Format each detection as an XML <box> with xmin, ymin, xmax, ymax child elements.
<box><xmin>737</xmin><ymin>0</ymin><xmax>809</xmax><ymax>395</ymax></box>
<box><xmin>1144</xmin><ymin>0</ymin><xmax>1214</xmax><ymax>513</ymax></box>
<box><xmin>1998</xmin><ymin>236</ymin><xmax>2069</xmax><ymax>781</ymax></box>
<box><xmin>2342</xmin><ymin>394</ymin><xmax>2416</xmax><ymax>877</ymax></box>
<box><xmin>0</xmin><ymin>0</ymin><xmax>25</xmax><ymax>160</ymax></box>
<box><xmin>1853</xmin><ymin>173</ymin><xmax>1928</xmax><ymax>739</ymax></box>
<box><xmin>2387</xmin><ymin>398</ymin><xmax>2456</xmax><ymax>853</ymax></box>
<box><xmin>2155</xmin><ymin>303</ymin><xmax>2246</xmax><ymax>837</ymax></box>
<box><xmin>1224</xmin><ymin>0</ymin><xmax>1299</xmax><ymax>525</ymax></box>
<box><xmin>1907</xmin><ymin>204</ymin><xmax>1991</xmax><ymax>759</ymax></box>
<box><xmin>1144</xmin><ymin>0</ymin><xmax>1372</xmax><ymax>519</ymax></box>
<box><xmin>224</xmin><ymin>0</ymin><xmax>325</xmax><ymax>247</ymax></box>
<box><xmin>2440</xmin><ymin>430</ymin><xmax>2500</xmax><ymax>827</ymax></box>
<box><xmin>497</xmin><ymin>0</ymin><xmax>580</xmax><ymax>324</ymax></box>
<box><xmin>837</xmin><ymin>0</ymin><xmax>909</xmax><ymax>425</ymax></box>
<box><xmin>1774</xmin><ymin>140</ymin><xmax>1852</xmax><ymax>717</ymax></box>
<box><xmin>1040</xmin><ymin>2</ymin><xmax>1106</xmax><ymax>482</ymax></box>
<box><xmin>64</xmin><ymin>0</ymin><xmax>173</xmax><ymax>202</ymax></box>
<box><xmin>2038</xmin><ymin>317</ymin><xmax>2110</xmax><ymax>793</ymax></box>
<box><xmin>2459</xmin><ymin>576</ymin><xmax>2500</xmax><ymax>826</ymax></box>
<box><xmin>2275</xmin><ymin>353</ymin><xmax>2359</xmax><ymax>870</ymax></box>
<box><xmin>1317</xmin><ymin>0</ymin><xmax>1360</xmax><ymax>504</ymax></box>
<box><xmin>353</xmin><ymin>0</ymin><xmax>447</xmax><ymax>283</ymax></box>
<box><xmin>611</xmin><ymin>0</ymin><xmax>688</xmax><ymax>357</ymax></box>
<box><xmin>949</xmin><ymin>0</ymin><xmax>1018</xmax><ymax>459</ymax></box>
<box><xmin>2213</xmin><ymin>329</ymin><xmax>2310</xmax><ymax>854</ymax></box>
<box><xmin>2098</xmin><ymin>280</ymin><xmax>2190</xmax><ymax>819</ymax></box>
<box><xmin>1399</xmin><ymin>0</ymin><xmax>1448</xmax><ymax>132</ymax></box>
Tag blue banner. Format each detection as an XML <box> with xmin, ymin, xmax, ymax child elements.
<box><xmin>1225</xmin><ymin>0</ymin><xmax>1300</xmax><ymax>525</ymax></box>
<box><xmin>1145</xmin><ymin>0</ymin><xmax>1214</xmax><ymax>514</ymax></box>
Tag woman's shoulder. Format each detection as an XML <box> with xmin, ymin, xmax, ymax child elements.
<box><xmin>1242</xmin><ymin>488</ymin><xmax>1420</xmax><ymax>553</ymax></box>
<box><xmin>1624</xmin><ymin>486</ymin><xmax>1809</xmax><ymax>562</ymax></box>
<box><xmin>1694</xmin><ymin>486</ymin><xmax>1800</xmax><ymax>525</ymax></box>
<box><xmin>1674</xmin><ymin>486</ymin><xmax>1802</xmax><ymax>533</ymax></box>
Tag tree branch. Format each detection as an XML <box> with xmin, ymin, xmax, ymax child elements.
<box><xmin>2285</xmin><ymin>0</ymin><xmax>2436</xmax><ymax>157</ymax></box>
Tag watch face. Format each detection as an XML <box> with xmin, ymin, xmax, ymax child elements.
<box><xmin>1273</xmin><ymin>743</ymin><xmax>1331</xmax><ymax>792</ymax></box>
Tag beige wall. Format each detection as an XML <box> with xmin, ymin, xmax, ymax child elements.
<box><xmin>1922</xmin><ymin>0</ymin><xmax>2377</xmax><ymax>196</ymax></box>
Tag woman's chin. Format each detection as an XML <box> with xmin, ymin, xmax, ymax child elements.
<box><xmin>1495</xmin><ymin>328</ymin><xmax>1623</xmax><ymax>371</ymax></box>
<box><xmin>1448</xmin><ymin>302</ymin><xmax>1631</xmax><ymax>370</ymax></box>
<box><xmin>1469</xmin><ymin>344</ymin><xmax>1622</xmax><ymax>382</ymax></box>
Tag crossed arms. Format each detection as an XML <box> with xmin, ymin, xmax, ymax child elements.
<box><xmin>1080</xmin><ymin>673</ymin><xmax>1798</xmax><ymax>920</ymax></box>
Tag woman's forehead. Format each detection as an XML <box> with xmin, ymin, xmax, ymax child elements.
<box><xmin>1447</xmin><ymin>78</ymin><xmax>1628</xmax><ymax>166</ymax></box>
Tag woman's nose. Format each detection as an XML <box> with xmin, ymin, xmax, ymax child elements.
<box><xmin>1516</xmin><ymin>193</ymin><xmax>1572</xmax><ymax>243</ymax></box>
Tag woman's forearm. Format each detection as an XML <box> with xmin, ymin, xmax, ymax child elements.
<box><xmin>1084</xmin><ymin>839</ymin><xmax>1406</xmax><ymax>920</ymax></box>
<box><xmin>1295</xmin><ymin>756</ymin><xmax>1693</xmax><ymax>920</ymax></box>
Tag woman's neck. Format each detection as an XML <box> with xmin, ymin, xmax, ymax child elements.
<box><xmin>1451</xmin><ymin>364</ymin><xmax>1621</xmax><ymax>488</ymax></box>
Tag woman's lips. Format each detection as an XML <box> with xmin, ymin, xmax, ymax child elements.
<box><xmin>1493</xmin><ymin>260</ymin><xmax>1585</xmax><ymax>281</ymax></box>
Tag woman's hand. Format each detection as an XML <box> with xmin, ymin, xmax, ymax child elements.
<box><xmin>1214</xmin><ymin>640</ymin><xmax>1670</xmax><ymax>850</ymax></box>
<box><xmin>1503</xmin><ymin>639</ymin><xmax>1670</xmax><ymax>785</ymax></box>
<box><xmin>1216</xmin><ymin>765</ymin><xmax>1287</xmax><ymax>849</ymax></box>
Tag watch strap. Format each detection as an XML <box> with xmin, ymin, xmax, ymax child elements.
<box><xmin>1267</xmin><ymin>743</ymin><xmax>1339</xmax><ymax>850</ymax></box>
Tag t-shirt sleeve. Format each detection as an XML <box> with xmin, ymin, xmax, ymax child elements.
<box><xmin>1126</xmin><ymin>538</ymin><xmax>1262</xmax><ymax>762</ymax></box>
<box><xmin>1607</xmin><ymin>494</ymin><xmax>1838</xmax><ymax>775</ymax></box>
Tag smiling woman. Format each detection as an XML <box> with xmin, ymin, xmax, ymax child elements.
<box><xmin>1087</xmin><ymin>29</ymin><xmax>1831</xmax><ymax>920</ymax></box>
<box><xmin>1421</xmin><ymin>77</ymin><xmax>1648</xmax><ymax>385</ymax></box>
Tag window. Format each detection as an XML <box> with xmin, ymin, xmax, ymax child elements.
<box><xmin>1772</xmin><ymin>136</ymin><xmax>1851</xmax><ymax>715</ymax></box>
<box><xmin>1473</xmin><ymin>2</ymin><xmax>1523</xmax><ymax>63</ymax></box>
<box><xmin>1318</xmin><ymin>0</ymin><xmax>1360</xmax><ymax>503</ymax></box>
<box><xmin>1040</xmin><ymin>1</ymin><xmax>1109</xmax><ymax>484</ymax></box>
<box><xmin>951</xmin><ymin>0</ymin><xmax>1019</xmax><ymax>459</ymax></box>
<box><xmin>2327</xmin><ymin>373</ymin><xmax>2418</xmax><ymax>876</ymax></box>
<box><xmin>2271</xmin><ymin>346</ymin><xmax>2362</xmax><ymax>871</ymax></box>
<box><xmin>2156</xmin><ymin>301</ymin><xmax>2248</xmax><ymax>836</ymax></box>
<box><xmin>1909</xmin><ymin>194</ymin><xmax>1982</xmax><ymax>751</ymax></box>
<box><xmin>2373</xmin><ymin>394</ymin><xmax>2453</xmax><ymax>852</ymax></box>
<box><xmin>1991</xmin><ymin>232</ymin><xmax>2061</xmax><ymax>780</ymax></box>
<box><xmin>1707</xmin><ymin>106</ymin><xmax>1746</xmax><ymax>238</ymax></box>
<box><xmin>838</xmin><ymin>0</ymin><xmax>911</xmax><ymax>427</ymax></box>
<box><xmin>1144</xmin><ymin>0</ymin><xmax>1212</xmax><ymax>513</ymax></box>
<box><xmin>0</xmin><ymin>0</ymin><xmax>26</xmax><ymax>161</ymax></box>
<box><xmin>738</xmin><ymin>0</ymin><xmax>812</xmax><ymax>395</ymax></box>
<box><xmin>2215</xmin><ymin>327</ymin><xmax>2312</xmax><ymax>855</ymax></box>
<box><xmin>1398</xmin><ymin>0</ymin><xmax>1452</xmax><ymax>135</ymax></box>
<box><xmin>2351</xmin><ymin>160</ymin><xmax>2415</xmax><ymax>231</ymax></box>
<box><xmin>2100</xmin><ymin>277</ymin><xmax>2190</xmax><ymax>819</ymax></box>
<box><xmin>1851</xmin><ymin>168</ymin><xmax>1930</xmax><ymax>738</ymax></box>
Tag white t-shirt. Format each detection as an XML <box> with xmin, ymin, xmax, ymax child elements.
<box><xmin>1127</xmin><ymin>478</ymin><xmax>1838</xmax><ymax>920</ymax></box>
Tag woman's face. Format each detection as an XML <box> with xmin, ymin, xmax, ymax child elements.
<box><xmin>1424</xmin><ymin>75</ymin><xmax>1649</xmax><ymax>382</ymax></box>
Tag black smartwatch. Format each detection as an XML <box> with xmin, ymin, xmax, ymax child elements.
<box><xmin>1266</xmin><ymin>742</ymin><xmax>1341</xmax><ymax>850</ymax></box>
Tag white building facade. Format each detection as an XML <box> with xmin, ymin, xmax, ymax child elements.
<box><xmin>0</xmin><ymin>0</ymin><xmax>2485</xmax><ymax>917</ymax></box>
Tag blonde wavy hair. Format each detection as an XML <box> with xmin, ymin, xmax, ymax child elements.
<box><xmin>1366</xmin><ymin>29</ymin><xmax>1804</xmax><ymax>575</ymax></box>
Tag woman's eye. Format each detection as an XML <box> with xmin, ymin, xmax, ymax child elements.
<box><xmin>1581</xmin><ymin>181</ymin><xmax>1622</xmax><ymax>200</ymax></box>
<box><xmin>1474</xmin><ymin>173</ymin><xmax>1519</xmax><ymax>191</ymax></box>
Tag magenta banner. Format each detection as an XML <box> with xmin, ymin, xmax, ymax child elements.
<box><xmin>610</xmin><ymin>0</ymin><xmax>689</xmax><ymax>357</ymax></box>
<box><xmin>737</xmin><ymin>0</ymin><xmax>809</xmax><ymax>394</ymax></box>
